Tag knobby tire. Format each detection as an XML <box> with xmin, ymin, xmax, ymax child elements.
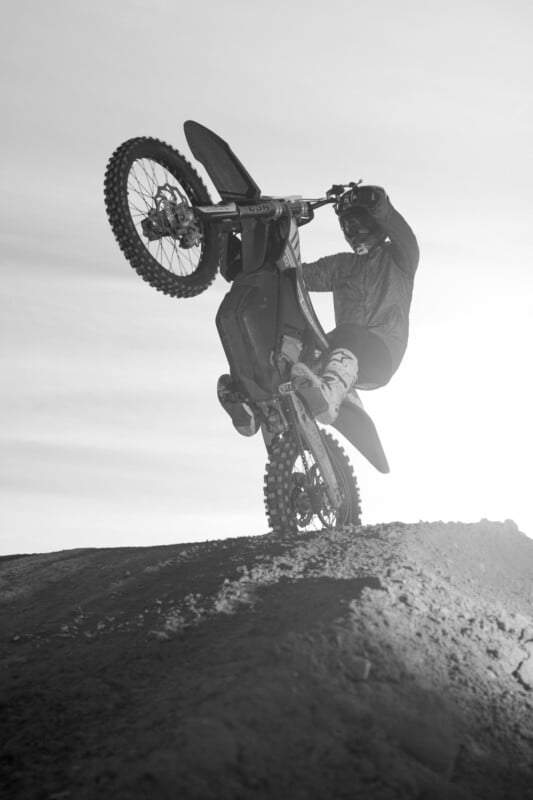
<box><xmin>104</xmin><ymin>137</ymin><xmax>219</xmax><ymax>298</ymax></box>
<box><xmin>264</xmin><ymin>430</ymin><xmax>361</xmax><ymax>535</ymax></box>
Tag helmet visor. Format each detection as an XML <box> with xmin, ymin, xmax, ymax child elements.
<box><xmin>339</xmin><ymin>208</ymin><xmax>381</xmax><ymax>252</ymax></box>
<box><xmin>340</xmin><ymin>209</ymin><xmax>373</xmax><ymax>239</ymax></box>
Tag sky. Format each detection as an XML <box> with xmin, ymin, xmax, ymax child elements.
<box><xmin>1</xmin><ymin>0</ymin><xmax>532</xmax><ymax>555</ymax></box>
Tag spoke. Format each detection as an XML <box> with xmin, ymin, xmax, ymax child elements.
<box><xmin>171</xmin><ymin>243</ymin><xmax>182</xmax><ymax>276</ymax></box>
<box><xmin>128</xmin><ymin>201</ymin><xmax>151</xmax><ymax>218</ymax></box>
<box><xmin>137</xmin><ymin>159</ymin><xmax>158</xmax><ymax>194</ymax></box>
<box><xmin>170</xmin><ymin>245</ymin><xmax>181</xmax><ymax>275</ymax></box>
<box><xmin>177</xmin><ymin>244</ymin><xmax>188</xmax><ymax>275</ymax></box>
<box><xmin>182</xmin><ymin>248</ymin><xmax>192</xmax><ymax>274</ymax></box>
<box><xmin>176</xmin><ymin>246</ymin><xmax>187</xmax><ymax>276</ymax></box>
<box><xmin>168</xmin><ymin>243</ymin><xmax>179</xmax><ymax>274</ymax></box>
<box><xmin>125</xmin><ymin>156</ymin><xmax>203</xmax><ymax>278</ymax></box>
<box><xmin>159</xmin><ymin>240</ymin><xmax>169</xmax><ymax>271</ymax></box>
<box><xmin>149</xmin><ymin>159</ymin><xmax>161</xmax><ymax>196</ymax></box>
<box><xmin>161</xmin><ymin>240</ymin><xmax>175</xmax><ymax>273</ymax></box>
<box><xmin>187</xmin><ymin>252</ymin><xmax>196</xmax><ymax>274</ymax></box>
<box><xmin>128</xmin><ymin>184</ymin><xmax>155</xmax><ymax>210</ymax></box>
<box><xmin>140</xmin><ymin>158</ymin><xmax>158</xmax><ymax>190</ymax></box>
<box><xmin>186</xmin><ymin>247</ymin><xmax>197</xmax><ymax>272</ymax></box>
<box><xmin>130</xmin><ymin>166</ymin><xmax>155</xmax><ymax>203</ymax></box>
<box><xmin>158</xmin><ymin>239</ymin><xmax>169</xmax><ymax>270</ymax></box>
<box><xmin>128</xmin><ymin>168</ymin><xmax>154</xmax><ymax>202</ymax></box>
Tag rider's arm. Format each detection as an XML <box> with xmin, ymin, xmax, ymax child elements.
<box><xmin>302</xmin><ymin>253</ymin><xmax>348</xmax><ymax>291</ymax></box>
<box><xmin>371</xmin><ymin>196</ymin><xmax>419</xmax><ymax>275</ymax></box>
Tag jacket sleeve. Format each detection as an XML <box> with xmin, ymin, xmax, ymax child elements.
<box><xmin>302</xmin><ymin>253</ymin><xmax>346</xmax><ymax>291</ymax></box>
<box><xmin>372</xmin><ymin>198</ymin><xmax>419</xmax><ymax>276</ymax></box>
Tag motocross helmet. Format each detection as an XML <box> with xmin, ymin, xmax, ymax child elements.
<box><xmin>336</xmin><ymin>190</ymin><xmax>386</xmax><ymax>256</ymax></box>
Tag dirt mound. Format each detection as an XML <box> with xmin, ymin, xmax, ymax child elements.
<box><xmin>1</xmin><ymin>520</ymin><xmax>533</xmax><ymax>799</ymax></box>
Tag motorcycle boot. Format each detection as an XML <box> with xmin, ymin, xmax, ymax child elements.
<box><xmin>217</xmin><ymin>374</ymin><xmax>259</xmax><ymax>437</ymax></box>
<box><xmin>291</xmin><ymin>348</ymin><xmax>359</xmax><ymax>425</ymax></box>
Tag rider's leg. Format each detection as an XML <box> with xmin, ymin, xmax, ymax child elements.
<box><xmin>328</xmin><ymin>323</ymin><xmax>394</xmax><ymax>390</ymax></box>
<box><xmin>291</xmin><ymin>324</ymin><xmax>393</xmax><ymax>423</ymax></box>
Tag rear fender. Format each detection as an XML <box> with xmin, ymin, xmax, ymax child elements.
<box><xmin>332</xmin><ymin>401</ymin><xmax>390</xmax><ymax>474</ymax></box>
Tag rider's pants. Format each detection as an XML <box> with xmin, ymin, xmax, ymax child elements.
<box><xmin>328</xmin><ymin>322</ymin><xmax>394</xmax><ymax>390</ymax></box>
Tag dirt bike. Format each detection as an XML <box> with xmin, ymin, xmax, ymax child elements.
<box><xmin>103</xmin><ymin>121</ymin><xmax>389</xmax><ymax>535</ymax></box>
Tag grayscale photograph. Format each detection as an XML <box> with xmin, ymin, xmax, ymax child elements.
<box><xmin>2</xmin><ymin>1</ymin><xmax>532</xmax><ymax>798</ymax></box>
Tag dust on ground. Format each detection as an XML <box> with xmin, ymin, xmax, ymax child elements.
<box><xmin>1</xmin><ymin>520</ymin><xmax>533</xmax><ymax>800</ymax></box>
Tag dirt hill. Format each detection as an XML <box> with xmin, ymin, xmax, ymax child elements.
<box><xmin>1</xmin><ymin>520</ymin><xmax>533</xmax><ymax>800</ymax></box>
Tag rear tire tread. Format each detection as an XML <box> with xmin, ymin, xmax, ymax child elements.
<box><xmin>104</xmin><ymin>137</ymin><xmax>219</xmax><ymax>298</ymax></box>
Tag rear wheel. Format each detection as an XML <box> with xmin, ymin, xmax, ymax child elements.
<box><xmin>104</xmin><ymin>137</ymin><xmax>220</xmax><ymax>298</ymax></box>
<box><xmin>264</xmin><ymin>431</ymin><xmax>361</xmax><ymax>535</ymax></box>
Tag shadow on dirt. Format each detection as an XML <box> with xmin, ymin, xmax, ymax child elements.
<box><xmin>2</xmin><ymin>522</ymin><xmax>533</xmax><ymax>799</ymax></box>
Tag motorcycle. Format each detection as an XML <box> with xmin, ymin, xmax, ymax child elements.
<box><xmin>103</xmin><ymin>121</ymin><xmax>389</xmax><ymax>535</ymax></box>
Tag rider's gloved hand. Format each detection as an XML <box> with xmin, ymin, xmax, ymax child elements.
<box><xmin>354</xmin><ymin>185</ymin><xmax>388</xmax><ymax>214</ymax></box>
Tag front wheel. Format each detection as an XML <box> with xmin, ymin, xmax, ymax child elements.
<box><xmin>104</xmin><ymin>137</ymin><xmax>220</xmax><ymax>298</ymax></box>
<box><xmin>264</xmin><ymin>431</ymin><xmax>361</xmax><ymax>535</ymax></box>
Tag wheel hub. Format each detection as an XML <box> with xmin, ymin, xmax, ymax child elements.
<box><xmin>290</xmin><ymin>473</ymin><xmax>314</xmax><ymax>526</ymax></box>
<box><xmin>290</xmin><ymin>469</ymin><xmax>337</xmax><ymax>528</ymax></box>
<box><xmin>140</xmin><ymin>183</ymin><xmax>202</xmax><ymax>247</ymax></box>
<box><xmin>290</xmin><ymin>461</ymin><xmax>345</xmax><ymax>530</ymax></box>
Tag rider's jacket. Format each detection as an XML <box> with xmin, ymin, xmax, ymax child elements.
<box><xmin>302</xmin><ymin>196</ymin><xmax>419</xmax><ymax>375</ymax></box>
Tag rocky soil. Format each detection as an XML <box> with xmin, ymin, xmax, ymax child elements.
<box><xmin>1</xmin><ymin>520</ymin><xmax>533</xmax><ymax>800</ymax></box>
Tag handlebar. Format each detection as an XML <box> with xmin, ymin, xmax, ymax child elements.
<box><xmin>294</xmin><ymin>181</ymin><xmax>364</xmax><ymax>221</ymax></box>
<box><xmin>195</xmin><ymin>183</ymin><xmax>360</xmax><ymax>227</ymax></box>
<box><xmin>196</xmin><ymin>197</ymin><xmax>330</xmax><ymax>226</ymax></box>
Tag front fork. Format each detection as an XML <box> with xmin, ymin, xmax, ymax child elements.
<box><xmin>274</xmin><ymin>383</ymin><xmax>342</xmax><ymax>509</ymax></box>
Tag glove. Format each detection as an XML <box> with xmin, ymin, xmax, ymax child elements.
<box><xmin>354</xmin><ymin>185</ymin><xmax>387</xmax><ymax>212</ymax></box>
<box><xmin>335</xmin><ymin>184</ymin><xmax>388</xmax><ymax>218</ymax></box>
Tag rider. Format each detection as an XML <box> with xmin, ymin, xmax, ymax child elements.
<box><xmin>291</xmin><ymin>185</ymin><xmax>419</xmax><ymax>423</ymax></box>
